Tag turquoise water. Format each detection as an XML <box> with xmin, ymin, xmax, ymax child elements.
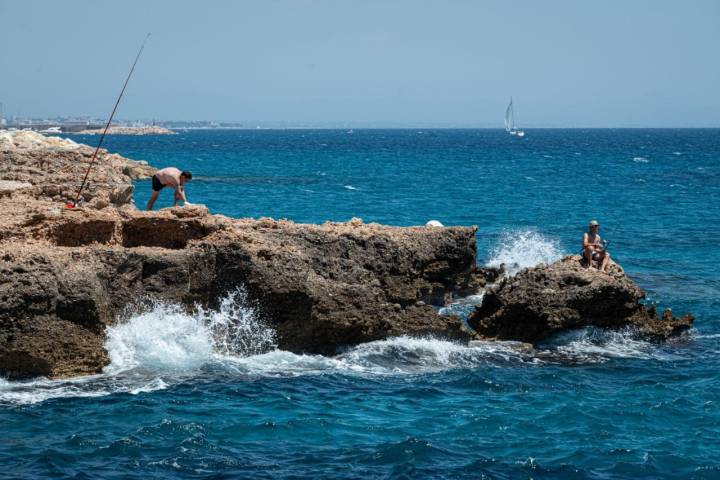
<box><xmin>1</xmin><ymin>129</ymin><xmax>719</xmax><ymax>479</ymax></box>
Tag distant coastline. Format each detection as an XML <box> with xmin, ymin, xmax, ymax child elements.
<box><xmin>76</xmin><ymin>125</ymin><xmax>176</xmax><ymax>135</ymax></box>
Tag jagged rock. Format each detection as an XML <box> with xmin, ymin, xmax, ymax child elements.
<box><xmin>468</xmin><ymin>255</ymin><xmax>693</xmax><ymax>342</ymax></box>
<box><xmin>0</xmin><ymin>130</ymin><xmax>153</xmax><ymax>208</ymax></box>
<box><xmin>0</xmin><ymin>214</ymin><xmax>477</xmax><ymax>378</ymax></box>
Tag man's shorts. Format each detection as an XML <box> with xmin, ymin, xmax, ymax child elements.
<box><xmin>151</xmin><ymin>175</ymin><xmax>165</xmax><ymax>192</ymax></box>
<box><xmin>581</xmin><ymin>250</ymin><xmax>601</xmax><ymax>260</ymax></box>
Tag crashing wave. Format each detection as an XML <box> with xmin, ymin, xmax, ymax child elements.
<box><xmin>486</xmin><ymin>229</ymin><xmax>564</xmax><ymax>276</ymax></box>
<box><xmin>105</xmin><ymin>288</ymin><xmax>275</xmax><ymax>374</ymax></box>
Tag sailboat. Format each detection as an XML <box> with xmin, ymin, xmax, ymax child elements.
<box><xmin>504</xmin><ymin>97</ymin><xmax>525</xmax><ymax>137</ymax></box>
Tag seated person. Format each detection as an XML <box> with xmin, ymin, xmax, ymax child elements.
<box><xmin>582</xmin><ymin>220</ymin><xmax>610</xmax><ymax>272</ymax></box>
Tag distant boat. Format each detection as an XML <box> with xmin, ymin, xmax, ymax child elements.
<box><xmin>504</xmin><ymin>97</ymin><xmax>525</xmax><ymax>137</ymax></box>
<box><xmin>39</xmin><ymin>126</ymin><xmax>62</xmax><ymax>134</ymax></box>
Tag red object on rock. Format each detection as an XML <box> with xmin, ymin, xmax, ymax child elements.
<box><xmin>65</xmin><ymin>202</ymin><xmax>75</xmax><ymax>209</ymax></box>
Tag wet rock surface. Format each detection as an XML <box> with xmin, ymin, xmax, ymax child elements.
<box><xmin>468</xmin><ymin>256</ymin><xmax>693</xmax><ymax>343</ymax></box>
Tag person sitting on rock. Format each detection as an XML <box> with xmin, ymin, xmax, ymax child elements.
<box><xmin>582</xmin><ymin>220</ymin><xmax>610</xmax><ymax>272</ymax></box>
<box><xmin>146</xmin><ymin>167</ymin><xmax>192</xmax><ymax>210</ymax></box>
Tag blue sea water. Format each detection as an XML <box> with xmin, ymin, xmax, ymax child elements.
<box><xmin>2</xmin><ymin>129</ymin><xmax>719</xmax><ymax>479</ymax></box>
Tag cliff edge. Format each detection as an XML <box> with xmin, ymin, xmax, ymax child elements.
<box><xmin>0</xmin><ymin>131</ymin><xmax>479</xmax><ymax>379</ymax></box>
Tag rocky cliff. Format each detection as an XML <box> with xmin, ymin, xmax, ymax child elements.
<box><xmin>0</xmin><ymin>131</ymin><xmax>479</xmax><ymax>379</ymax></box>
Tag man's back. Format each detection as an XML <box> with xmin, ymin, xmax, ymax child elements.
<box><xmin>155</xmin><ymin>167</ymin><xmax>182</xmax><ymax>189</ymax></box>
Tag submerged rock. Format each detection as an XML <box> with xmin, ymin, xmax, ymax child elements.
<box><xmin>468</xmin><ymin>255</ymin><xmax>693</xmax><ymax>343</ymax></box>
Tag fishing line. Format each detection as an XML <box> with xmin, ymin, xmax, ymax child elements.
<box><xmin>69</xmin><ymin>33</ymin><xmax>151</xmax><ymax>208</ymax></box>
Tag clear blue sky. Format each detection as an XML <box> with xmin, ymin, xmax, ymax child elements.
<box><xmin>1</xmin><ymin>0</ymin><xmax>718</xmax><ymax>127</ymax></box>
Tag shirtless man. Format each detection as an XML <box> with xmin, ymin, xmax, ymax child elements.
<box><xmin>146</xmin><ymin>167</ymin><xmax>193</xmax><ymax>210</ymax></box>
<box><xmin>582</xmin><ymin>220</ymin><xmax>610</xmax><ymax>272</ymax></box>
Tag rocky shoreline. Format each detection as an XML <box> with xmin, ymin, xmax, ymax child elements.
<box><xmin>0</xmin><ymin>131</ymin><xmax>693</xmax><ymax>379</ymax></box>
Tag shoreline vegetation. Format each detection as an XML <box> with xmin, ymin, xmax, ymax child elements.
<box><xmin>0</xmin><ymin>130</ymin><xmax>692</xmax><ymax>380</ymax></box>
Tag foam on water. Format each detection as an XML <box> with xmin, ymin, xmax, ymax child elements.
<box><xmin>542</xmin><ymin>327</ymin><xmax>669</xmax><ymax>362</ymax></box>
<box><xmin>0</xmin><ymin>290</ymin><xmax>274</xmax><ymax>405</ymax></box>
<box><xmin>486</xmin><ymin>229</ymin><xmax>565</xmax><ymax>276</ymax></box>
<box><xmin>0</xmin><ymin>290</ymin><xmax>672</xmax><ymax>405</ymax></box>
<box><xmin>105</xmin><ymin>305</ymin><xmax>214</xmax><ymax>373</ymax></box>
<box><xmin>106</xmin><ymin>289</ymin><xmax>275</xmax><ymax>373</ymax></box>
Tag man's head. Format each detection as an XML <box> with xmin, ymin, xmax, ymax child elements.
<box><xmin>589</xmin><ymin>219</ymin><xmax>600</xmax><ymax>231</ymax></box>
<box><xmin>180</xmin><ymin>171</ymin><xmax>193</xmax><ymax>183</ymax></box>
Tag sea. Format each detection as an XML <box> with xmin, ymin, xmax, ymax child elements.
<box><xmin>1</xmin><ymin>129</ymin><xmax>719</xmax><ymax>479</ymax></box>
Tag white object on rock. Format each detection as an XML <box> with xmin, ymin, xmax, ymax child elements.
<box><xmin>425</xmin><ymin>220</ymin><xmax>444</xmax><ymax>228</ymax></box>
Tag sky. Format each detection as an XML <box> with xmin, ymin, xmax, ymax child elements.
<box><xmin>0</xmin><ymin>0</ymin><xmax>718</xmax><ymax>127</ymax></box>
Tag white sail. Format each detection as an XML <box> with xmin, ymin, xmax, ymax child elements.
<box><xmin>505</xmin><ymin>96</ymin><xmax>524</xmax><ymax>136</ymax></box>
<box><xmin>504</xmin><ymin>98</ymin><xmax>514</xmax><ymax>132</ymax></box>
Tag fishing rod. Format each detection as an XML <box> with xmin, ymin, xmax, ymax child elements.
<box><xmin>68</xmin><ymin>33</ymin><xmax>151</xmax><ymax>209</ymax></box>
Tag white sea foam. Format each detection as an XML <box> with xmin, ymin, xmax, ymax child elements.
<box><xmin>692</xmin><ymin>333</ymin><xmax>720</xmax><ymax>339</ymax></box>
<box><xmin>544</xmin><ymin>327</ymin><xmax>668</xmax><ymax>362</ymax></box>
<box><xmin>105</xmin><ymin>289</ymin><xmax>275</xmax><ymax>373</ymax></box>
<box><xmin>633</xmin><ymin>156</ymin><xmax>650</xmax><ymax>163</ymax></box>
<box><xmin>0</xmin><ymin>289</ymin><xmax>274</xmax><ymax>405</ymax></box>
<box><xmin>486</xmin><ymin>230</ymin><xmax>564</xmax><ymax>276</ymax></box>
<box><xmin>344</xmin><ymin>185</ymin><xmax>358</xmax><ymax>190</ymax></box>
<box><xmin>105</xmin><ymin>305</ymin><xmax>215</xmax><ymax>373</ymax></box>
<box><xmin>0</xmin><ymin>290</ymin><xmax>674</xmax><ymax>405</ymax></box>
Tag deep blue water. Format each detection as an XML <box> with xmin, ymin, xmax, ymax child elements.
<box><xmin>2</xmin><ymin>129</ymin><xmax>719</xmax><ymax>479</ymax></box>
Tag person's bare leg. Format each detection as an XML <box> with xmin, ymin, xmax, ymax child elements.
<box><xmin>600</xmin><ymin>252</ymin><xmax>610</xmax><ymax>272</ymax></box>
<box><xmin>146</xmin><ymin>190</ymin><xmax>159</xmax><ymax>210</ymax></box>
<box><xmin>583</xmin><ymin>248</ymin><xmax>593</xmax><ymax>268</ymax></box>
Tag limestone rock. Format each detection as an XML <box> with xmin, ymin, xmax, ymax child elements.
<box><xmin>468</xmin><ymin>255</ymin><xmax>693</xmax><ymax>342</ymax></box>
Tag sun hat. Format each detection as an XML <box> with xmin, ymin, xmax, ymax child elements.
<box><xmin>589</xmin><ymin>220</ymin><xmax>600</xmax><ymax>226</ymax></box>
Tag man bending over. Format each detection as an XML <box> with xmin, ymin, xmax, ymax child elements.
<box><xmin>146</xmin><ymin>167</ymin><xmax>192</xmax><ymax>210</ymax></box>
<box><xmin>582</xmin><ymin>220</ymin><xmax>610</xmax><ymax>272</ymax></box>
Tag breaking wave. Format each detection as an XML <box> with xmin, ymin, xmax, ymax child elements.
<box><xmin>540</xmin><ymin>327</ymin><xmax>675</xmax><ymax>363</ymax></box>
<box><xmin>486</xmin><ymin>230</ymin><xmax>565</xmax><ymax>276</ymax></box>
<box><xmin>0</xmin><ymin>290</ymin><xmax>673</xmax><ymax>405</ymax></box>
<box><xmin>105</xmin><ymin>289</ymin><xmax>276</xmax><ymax>374</ymax></box>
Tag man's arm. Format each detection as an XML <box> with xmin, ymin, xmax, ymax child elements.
<box><xmin>582</xmin><ymin>233</ymin><xmax>598</xmax><ymax>250</ymax></box>
<box><xmin>173</xmin><ymin>185</ymin><xmax>188</xmax><ymax>206</ymax></box>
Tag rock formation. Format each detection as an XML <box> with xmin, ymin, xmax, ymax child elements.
<box><xmin>0</xmin><ymin>130</ymin><xmax>694</xmax><ymax>380</ymax></box>
<box><xmin>468</xmin><ymin>256</ymin><xmax>693</xmax><ymax>342</ymax></box>
<box><xmin>0</xmin><ymin>130</ymin><xmax>153</xmax><ymax>209</ymax></box>
<box><xmin>0</xmin><ymin>131</ymin><xmax>478</xmax><ymax>379</ymax></box>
